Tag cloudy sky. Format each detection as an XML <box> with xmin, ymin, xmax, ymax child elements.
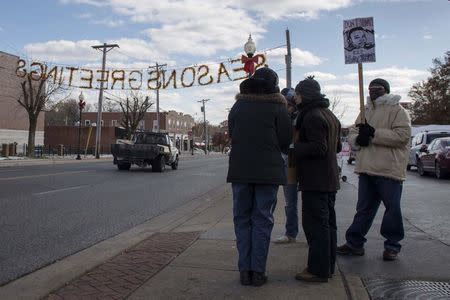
<box><xmin>0</xmin><ymin>0</ymin><xmax>448</xmax><ymax>125</ymax></box>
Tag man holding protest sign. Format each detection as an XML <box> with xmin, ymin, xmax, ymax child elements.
<box><xmin>337</xmin><ymin>78</ymin><xmax>411</xmax><ymax>261</ymax></box>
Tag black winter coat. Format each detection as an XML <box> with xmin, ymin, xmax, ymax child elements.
<box><xmin>227</xmin><ymin>93</ymin><xmax>292</xmax><ymax>185</ymax></box>
<box><xmin>294</xmin><ymin>106</ymin><xmax>342</xmax><ymax>192</ymax></box>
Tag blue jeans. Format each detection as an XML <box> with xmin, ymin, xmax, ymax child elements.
<box><xmin>345</xmin><ymin>174</ymin><xmax>404</xmax><ymax>252</ymax></box>
<box><xmin>283</xmin><ymin>183</ymin><xmax>299</xmax><ymax>238</ymax></box>
<box><xmin>232</xmin><ymin>183</ymin><xmax>278</xmax><ymax>273</ymax></box>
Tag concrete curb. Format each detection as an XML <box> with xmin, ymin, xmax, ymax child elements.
<box><xmin>341</xmin><ymin>274</ymin><xmax>370</xmax><ymax>300</ymax></box>
<box><xmin>0</xmin><ymin>157</ymin><xmax>111</xmax><ymax>167</ymax></box>
<box><xmin>0</xmin><ymin>184</ymin><xmax>229</xmax><ymax>300</ymax></box>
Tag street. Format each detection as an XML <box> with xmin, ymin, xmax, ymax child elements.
<box><xmin>1</xmin><ymin>155</ymin><xmax>449</xmax><ymax>298</ymax></box>
<box><xmin>0</xmin><ymin>155</ymin><xmax>228</xmax><ymax>285</ymax></box>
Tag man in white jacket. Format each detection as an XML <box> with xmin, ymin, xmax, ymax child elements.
<box><xmin>337</xmin><ymin>78</ymin><xmax>411</xmax><ymax>261</ymax></box>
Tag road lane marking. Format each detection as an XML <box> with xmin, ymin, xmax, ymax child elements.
<box><xmin>0</xmin><ymin>171</ymin><xmax>90</xmax><ymax>181</ymax></box>
<box><xmin>33</xmin><ymin>184</ymin><xmax>89</xmax><ymax>196</ymax></box>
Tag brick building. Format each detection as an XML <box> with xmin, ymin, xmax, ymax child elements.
<box><xmin>45</xmin><ymin>110</ymin><xmax>195</xmax><ymax>154</ymax></box>
<box><xmin>0</xmin><ymin>51</ymin><xmax>45</xmax><ymax>153</ymax></box>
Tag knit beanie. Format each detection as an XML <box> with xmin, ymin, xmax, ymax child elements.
<box><xmin>369</xmin><ymin>78</ymin><xmax>390</xmax><ymax>94</ymax></box>
<box><xmin>295</xmin><ymin>77</ymin><xmax>322</xmax><ymax>102</ymax></box>
<box><xmin>239</xmin><ymin>67</ymin><xmax>280</xmax><ymax>94</ymax></box>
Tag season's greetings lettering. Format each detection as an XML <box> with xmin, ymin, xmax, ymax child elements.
<box><xmin>15</xmin><ymin>55</ymin><xmax>266</xmax><ymax>90</ymax></box>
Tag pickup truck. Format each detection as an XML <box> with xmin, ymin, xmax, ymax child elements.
<box><xmin>111</xmin><ymin>132</ymin><xmax>179</xmax><ymax>172</ymax></box>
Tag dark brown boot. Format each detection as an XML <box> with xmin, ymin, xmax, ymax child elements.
<box><xmin>252</xmin><ymin>272</ymin><xmax>267</xmax><ymax>287</ymax></box>
<box><xmin>383</xmin><ymin>249</ymin><xmax>398</xmax><ymax>261</ymax></box>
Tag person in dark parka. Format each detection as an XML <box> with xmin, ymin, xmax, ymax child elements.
<box><xmin>293</xmin><ymin>76</ymin><xmax>342</xmax><ymax>283</ymax></box>
<box><xmin>227</xmin><ymin>67</ymin><xmax>292</xmax><ymax>287</ymax></box>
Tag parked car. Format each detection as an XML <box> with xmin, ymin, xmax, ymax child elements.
<box><xmin>416</xmin><ymin>137</ymin><xmax>450</xmax><ymax>179</ymax></box>
<box><xmin>408</xmin><ymin>130</ymin><xmax>450</xmax><ymax>170</ymax></box>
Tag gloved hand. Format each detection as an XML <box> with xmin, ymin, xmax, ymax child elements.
<box><xmin>356</xmin><ymin>133</ymin><xmax>370</xmax><ymax>147</ymax></box>
<box><xmin>357</xmin><ymin>122</ymin><xmax>375</xmax><ymax>137</ymax></box>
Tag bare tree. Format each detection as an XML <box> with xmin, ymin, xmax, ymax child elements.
<box><xmin>18</xmin><ymin>74</ymin><xmax>66</xmax><ymax>157</ymax></box>
<box><xmin>409</xmin><ymin>51</ymin><xmax>450</xmax><ymax>125</ymax></box>
<box><xmin>46</xmin><ymin>99</ymin><xmax>79</xmax><ymax>126</ymax></box>
<box><xmin>117</xmin><ymin>92</ymin><xmax>153</xmax><ymax>139</ymax></box>
<box><xmin>330</xmin><ymin>95</ymin><xmax>347</xmax><ymax>121</ymax></box>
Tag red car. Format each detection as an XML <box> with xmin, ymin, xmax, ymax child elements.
<box><xmin>417</xmin><ymin>137</ymin><xmax>450</xmax><ymax>179</ymax></box>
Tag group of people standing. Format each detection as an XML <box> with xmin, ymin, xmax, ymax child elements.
<box><xmin>226</xmin><ymin>67</ymin><xmax>411</xmax><ymax>286</ymax></box>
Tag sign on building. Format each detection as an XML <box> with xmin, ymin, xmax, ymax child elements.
<box><xmin>343</xmin><ymin>17</ymin><xmax>376</xmax><ymax>64</ymax></box>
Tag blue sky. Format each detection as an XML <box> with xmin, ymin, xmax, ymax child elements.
<box><xmin>1</xmin><ymin>0</ymin><xmax>448</xmax><ymax>125</ymax></box>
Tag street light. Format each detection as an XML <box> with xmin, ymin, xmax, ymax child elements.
<box><xmin>77</xmin><ymin>92</ymin><xmax>86</xmax><ymax>160</ymax></box>
<box><xmin>241</xmin><ymin>34</ymin><xmax>262</xmax><ymax>77</ymax></box>
<box><xmin>244</xmin><ymin>35</ymin><xmax>256</xmax><ymax>57</ymax></box>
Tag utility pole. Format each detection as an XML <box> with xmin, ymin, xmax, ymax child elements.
<box><xmin>285</xmin><ymin>29</ymin><xmax>292</xmax><ymax>89</ymax></box>
<box><xmin>197</xmin><ymin>99</ymin><xmax>210</xmax><ymax>154</ymax></box>
<box><xmin>92</xmin><ymin>42</ymin><xmax>119</xmax><ymax>158</ymax></box>
<box><xmin>149</xmin><ymin>63</ymin><xmax>167</xmax><ymax>132</ymax></box>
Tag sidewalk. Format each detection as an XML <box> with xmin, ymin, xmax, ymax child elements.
<box><xmin>0</xmin><ymin>183</ymin><xmax>369</xmax><ymax>300</ymax></box>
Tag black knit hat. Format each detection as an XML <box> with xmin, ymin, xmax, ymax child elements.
<box><xmin>239</xmin><ymin>67</ymin><xmax>280</xmax><ymax>94</ymax></box>
<box><xmin>369</xmin><ymin>78</ymin><xmax>390</xmax><ymax>94</ymax></box>
<box><xmin>295</xmin><ymin>76</ymin><xmax>322</xmax><ymax>101</ymax></box>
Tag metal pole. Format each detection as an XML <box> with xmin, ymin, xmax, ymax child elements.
<box><xmin>156</xmin><ymin>63</ymin><xmax>160</xmax><ymax>132</ymax></box>
<box><xmin>149</xmin><ymin>63</ymin><xmax>167</xmax><ymax>132</ymax></box>
<box><xmin>285</xmin><ymin>29</ymin><xmax>292</xmax><ymax>89</ymax></box>
<box><xmin>203</xmin><ymin>103</ymin><xmax>207</xmax><ymax>154</ymax></box>
<box><xmin>76</xmin><ymin>106</ymin><xmax>82</xmax><ymax>160</ymax></box>
<box><xmin>191</xmin><ymin>127</ymin><xmax>194</xmax><ymax>155</ymax></box>
<box><xmin>92</xmin><ymin>43</ymin><xmax>119</xmax><ymax>158</ymax></box>
<box><xmin>197</xmin><ymin>99</ymin><xmax>210</xmax><ymax>154</ymax></box>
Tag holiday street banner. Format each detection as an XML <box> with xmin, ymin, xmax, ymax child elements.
<box><xmin>343</xmin><ymin>17</ymin><xmax>376</xmax><ymax>64</ymax></box>
<box><xmin>15</xmin><ymin>55</ymin><xmax>266</xmax><ymax>90</ymax></box>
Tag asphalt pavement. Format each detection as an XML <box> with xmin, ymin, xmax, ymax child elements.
<box><xmin>0</xmin><ymin>154</ymin><xmax>228</xmax><ymax>285</ymax></box>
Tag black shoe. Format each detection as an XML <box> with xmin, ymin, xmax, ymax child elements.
<box><xmin>252</xmin><ymin>272</ymin><xmax>268</xmax><ymax>287</ymax></box>
<box><xmin>383</xmin><ymin>249</ymin><xmax>398</xmax><ymax>261</ymax></box>
<box><xmin>295</xmin><ymin>268</ymin><xmax>328</xmax><ymax>283</ymax></box>
<box><xmin>336</xmin><ymin>244</ymin><xmax>365</xmax><ymax>256</ymax></box>
<box><xmin>240</xmin><ymin>271</ymin><xmax>252</xmax><ymax>285</ymax></box>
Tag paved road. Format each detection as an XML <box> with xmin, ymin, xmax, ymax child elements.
<box><xmin>0</xmin><ymin>155</ymin><xmax>228</xmax><ymax>285</ymax></box>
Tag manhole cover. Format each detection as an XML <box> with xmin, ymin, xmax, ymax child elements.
<box><xmin>364</xmin><ymin>278</ymin><xmax>450</xmax><ymax>300</ymax></box>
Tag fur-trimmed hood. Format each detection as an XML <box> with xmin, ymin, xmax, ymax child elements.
<box><xmin>235</xmin><ymin>93</ymin><xmax>287</xmax><ymax>105</ymax></box>
<box><xmin>367</xmin><ymin>94</ymin><xmax>401</xmax><ymax>108</ymax></box>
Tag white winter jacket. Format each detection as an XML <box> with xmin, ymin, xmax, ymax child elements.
<box><xmin>348</xmin><ymin>94</ymin><xmax>411</xmax><ymax>181</ymax></box>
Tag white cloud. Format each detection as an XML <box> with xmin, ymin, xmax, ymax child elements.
<box><xmin>304</xmin><ymin>71</ymin><xmax>337</xmax><ymax>81</ymax></box>
<box><xmin>77</xmin><ymin>12</ymin><xmax>92</xmax><ymax>19</ymax></box>
<box><xmin>423</xmin><ymin>34</ymin><xmax>432</xmax><ymax>40</ymax></box>
<box><xmin>326</xmin><ymin>66</ymin><xmax>429</xmax><ymax>125</ymax></box>
<box><xmin>145</xmin><ymin>17</ymin><xmax>265</xmax><ymax>56</ymax></box>
<box><xmin>266</xmin><ymin>47</ymin><xmax>322</xmax><ymax>66</ymax></box>
<box><xmin>59</xmin><ymin>0</ymin><xmax>352</xmax><ymax>56</ymax></box>
<box><xmin>90</xmin><ymin>18</ymin><xmax>125</xmax><ymax>27</ymax></box>
<box><xmin>227</xmin><ymin>0</ymin><xmax>353</xmax><ymax>19</ymax></box>
<box><xmin>23</xmin><ymin>38</ymin><xmax>169</xmax><ymax>64</ymax></box>
<box><xmin>59</xmin><ymin>0</ymin><xmax>106</xmax><ymax>7</ymax></box>
<box><xmin>375</xmin><ymin>33</ymin><xmax>396</xmax><ymax>40</ymax></box>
